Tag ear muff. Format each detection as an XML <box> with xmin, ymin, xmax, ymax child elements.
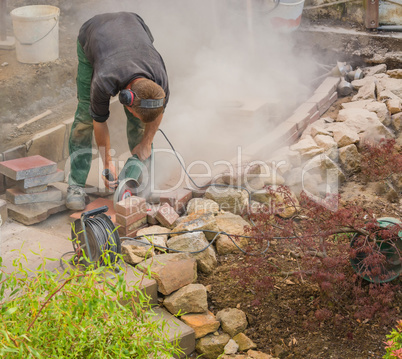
<box><xmin>119</xmin><ymin>89</ymin><xmax>135</xmax><ymax>106</ymax></box>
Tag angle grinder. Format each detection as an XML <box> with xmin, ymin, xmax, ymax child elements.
<box><xmin>103</xmin><ymin>153</ymin><xmax>152</xmax><ymax>204</ymax></box>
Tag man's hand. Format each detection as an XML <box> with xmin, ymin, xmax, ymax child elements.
<box><xmin>103</xmin><ymin>162</ymin><xmax>118</xmax><ymax>189</ymax></box>
<box><xmin>131</xmin><ymin>142</ymin><xmax>152</xmax><ymax>161</ymax></box>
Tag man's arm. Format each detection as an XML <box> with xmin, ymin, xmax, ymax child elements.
<box><xmin>93</xmin><ymin>120</ymin><xmax>118</xmax><ymax>188</ymax></box>
<box><xmin>132</xmin><ymin>113</ymin><xmax>163</xmax><ymax>160</ymax></box>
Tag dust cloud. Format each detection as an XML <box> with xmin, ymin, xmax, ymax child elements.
<box><xmin>72</xmin><ymin>0</ymin><xmax>317</xmax><ymax>188</ymax></box>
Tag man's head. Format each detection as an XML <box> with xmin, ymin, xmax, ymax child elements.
<box><xmin>124</xmin><ymin>79</ymin><xmax>165</xmax><ymax>123</ymax></box>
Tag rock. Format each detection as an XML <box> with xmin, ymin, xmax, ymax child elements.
<box><xmin>248</xmin><ymin>349</ymin><xmax>278</xmax><ymax>359</ymax></box>
<box><xmin>365</xmin><ymin>102</ymin><xmax>390</xmax><ymax>124</ymax></box>
<box><xmin>387</xmin><ymin>98</ymin><xmax>402</xmax><ymax>115</ymax></box>
<box><xmin>363</xmin><ymin>64</ymin><xmax>387</xmax><ymax>76</ymax></box>
<box><xmin>136</xmin><ymin>225</ymin><xmax>170</xmax><ymax>249</ymax></box>
<box><xmin>286</xmin><ymin>149</ymin><xmax>301</xmax><ymax>167</ymax></box>
<box><xmin>251</xmin><ymin>186</ymin><xmax>299</xmax><ymax>218</ymax></box>
<box><xmin>352</xmin><ymin>81</ymin><xmax>376</xmax><ymax>101</ymax></box>
<box><xmin>339</xmin><ymin>144</ymin><xmax>361</xmax><ymax>173</ymax></box>
<box><xmin>341</xmin><ymin>99</ymin><xmax>374</xmax><ymax>109</ymax></box>
<box><xmin>309</xmin><ymin>119</ymin><xmax>332</xmax><ymax>137</ymax></box>
<box><xmin>121</xmin><ymin>238</ymin><xmax>154</xmax><ymax>265</ymax></box>
<box><xmin>205</xmin><ymin>187</ymin><xmax>249</xmax><ymax>215</ymax></box>
<box><xmin>377</xmin><ymin>77</ymin><xmax>402</xmax><ymax>98</ymax></box>
<box><xmin>137</xmin><ymin>253</ymin><xmax>197</xmax><ymax>295</ymax></box>
<box><xmin>392</xmin><ymin>112</ymin><xmax>402</xmax><ymax>132</ymax></box>
<box><xmin>351</xmin><ymin>76</ymin><xmax>377</xmax><ymax>90</ymax></box>
<box><xmin>224</xmin><ymin>339</ymin><xmax>239</xmax><ymax>355</ymax></box>
<box><xmin>171</xmin><ymin>212</ymin><xmax>219</xmax><ymax>241</ymax></box>
<box><xmin>121</xmin><ymin>246</ymin><xmax>145</xmax><ymax>265</ymax></box>
<box><xmin>216</xmin><ymin>308</ymin><xmax>248</xmax><ymax>337</ymax></box>
<box><xmin>196</xmin><ymin>332</ymin><xmax>231</xmax><ymax>359</ymax></box>
<box><xmin>387</xmin><ymin>69</ymin><xmax>402</xmax><ymax>79</ymax></box>
<box><xmin>233</xmin><ymin>333</ymin><xmax>257</xmax><ymax>351</ymax></box>
<box><xmin>289</xmin><ymin>135</ymin><xmax>321</xmax><ymax>155</ymax></box>
<box><xmin>313</xmin><ymin>134</ymin><xmax>338</xmax><ymax>160</ymax></box>
<box><xmin>163</xmin><ymin>283</ymin><xmax>208</xmax><ymax>316</ymax></box>
<box><xmin>378</xmin><ymin>89</ymin><xmax>401</xmax><ymax>101</ymax></box>
<box><xmin>214</xmin><ymin>212</ymin><xmax>250</xmax><ymax>255</ymax></box>
<box><xmin>331</xmin><ymin>123</ymin><xmax>360</xmax><ymax>147</ymax></box>
<box><xmin>167</xmin><ymin>232</ymin><xmax>217</xmax><ymax>275</ymax></box>
<box><xmin>187</xmin><ymin>198</ymin><xmax>220</xmax><ymax>215</ymax></box>
<box><xmin>220</xmin><ymin>163</ymin><xmax>262</xmax><ymax>186</ymax></box>
<box><xmin>181</xmin><ymin>311</ymin><xmax>221</xmax><ymax>339</ymax></box>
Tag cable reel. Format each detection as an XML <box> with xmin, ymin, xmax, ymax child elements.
<box><xmin>71</xmin><ymin>206</ymin><xmax>121</xmax><ymax>268</ymax></box>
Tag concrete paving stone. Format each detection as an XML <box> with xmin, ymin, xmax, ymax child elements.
<box><xmin>115</xmin><ymin>211</ymin><xmax>147</xmax><ymax>227</ymax></box>
<box><xmin>286</xmin><ymin>112</ymin><xmax>311</xmax><ymax>132</ymax></box>
<box><xmin>293</xmin><ymin>101</ymin><xmax>318</xmax><ymax>116</ymax></box>
<box><xmin>314</xmin><ymin>76</ymin><xmax>341</xmax><ymax>95</ymax></box>
<box><xmin>17</xmin><ymin>169</ymin><xmax>65</xmax><ymax>189</ymax></box>
<box><xmin>69</xmin><ymin>197</ymin><xmax>116</xmax><ymax>223</ymax></box>
<box><xmin>6</xmin><ymin>198</ymin><xmax>67</xmax><ymax>225</ymax></box>
<box><xmin>63</xmin><ymin>117</ymin><xmax>74</xmax><ymax>160</ymax></box>
<box><xmin>148</xmin><ymin>307</ymin><xmax>195</xmax><ymax>357</ymax></box>
<box><xmin>6</xmin><ymin>185</ymin><xmax>62</xmax><ymax>205</ymax></box>
<box><xmin>0</xmin><ymin>199</ymin><xmax>8</xmax><ymax>226</ymax></box>
<box><xmin>0</xmin><ymin>155</ymin><xmax>57</xmax><ymax>181</ymax></box>
<box><xmin>2</xmin><ymin>144</ymin><xmax>27</xmax><ymax>161</ymax></box>
<box><xmin>26</xmin><ymin>124</ymin><xmax>66</xmax><ymax>163</ymax></box>
<box><xmin>155</xmin><ymin>203</ymin><xmax>179</xmax><ymax>227</ymax></box>
<box><xmin>17</xmin><ymin>184</ymin><xmax>48</xmax><ymax>194</ymax></box>
<box><xmin>115</xmin><ymin>196</ymin><xmax>147</xmax><ymax>216</ymax></box>
<box><xmin>306</xmin><ymin>92</ymin><xmax>330</xmax><ymax>109</ymax></box>
<box><xmin>121</xmin><ymin>266</ymin><xmax>158</xmax><ymax>305</ymax></box>
<box><xmin>309</xmin><ymin>110</ymin><xmax>321</xmax><ymax>125</ymax></box>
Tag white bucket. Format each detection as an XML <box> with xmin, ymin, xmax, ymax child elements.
<box><xmin>11</xmin><ymin>5</ymin><xmax>60</xmax><ymax>64</ymax></box>
<box><xmin>269</xmin><ymin>0</ymin><xmax>305</xmax><ymax>32</ymax></box>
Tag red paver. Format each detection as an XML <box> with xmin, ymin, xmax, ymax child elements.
<box><xmin>115</xmin><ymin>196</ymin><xmax>146</xmax><ymax>216</ymax></box>
<box><xmin>115</xmin><ymin>211</ymin><xmax>147</xmax><ymax>227</ymax></box>
<box><xmin>117</xmin><ymin>223</ymin><xmax>148</xmax><ymax>238</ymax></box>
<box><xmin>70</xmin><ymin>198</ymin><xmax>116</xmax><ymax>223</ymax></box>
<box><xmin>186</xmin><ymin>178</ymin><xmax>213</xmax><ymax>198</ymax></box>
<box><xmin>160</xmin><ymin>188</ymin><xmax>193</xmax><ymax>215</ymax></box>
<box><xmin>314</xmin><ymin>76</ymin><xmax>340</xmax><ymax>95</ymax></box>
<box><xmin>147</xmin><ymin>203</ymin><xmax>160</xmax><ymax>225</ymax></box>
<box><xmin>286</xmin><ymin>112</ymin><xmax>311</xmax><ymax>133</ymax></box>
<box><xmin>0</xmin><ymin>155</ymin><xmax>57</xmax><ymax>180</ymax></box>
<box><xmin>155</xmin><ymin>203</ymin><xmax>179</xmax><ymax>227</ymax></box>
<box><xmin>309</xmin><ymin>111</ymin><xmax>321</xmax><ymax>125</ymax></box>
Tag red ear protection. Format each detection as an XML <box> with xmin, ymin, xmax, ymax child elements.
<box><xmin>119</xmin><ymin>89</ymin><xmax>135</xmax><ymax>106</ymax></box>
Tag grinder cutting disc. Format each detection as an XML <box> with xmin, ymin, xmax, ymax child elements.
<box><xmin>113</xmin><ymin>178</ymin><xmax>140</xmax><ymax>204</ymax></box>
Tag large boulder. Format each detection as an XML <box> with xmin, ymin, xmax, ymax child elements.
<box><xmin>181</xmin><ymin>311</ymin><xmax>221</xmax><ymax>339</ymax></box>
<box><xmin>167</xmin><ymin>232</ymin><xmax>217</xmax><ymax>275</ymax></box>
<box><xmin>137</xmin><ymin>253</ymin><xmax>197</xmax><ymax>295</ymax></box>
<box><xmin>214</xmin><ymin>212</ymin><xmax>250</xmax><ymax>255</ymax></box>
<box><xmin>205</xmin><ymin>187</ymin><xmax>249</xmax><ymax>215</ymax></box>
<box><xmin>216</xmin><ymin>308</ymin><xmax>248</xmax><ymax>337</ymax></box>
<box><xmin>196</xmin><ymin>333</ymin><xmax>231</xmax><ymax>359</ymax></box>
<box><xmin>163</xmin><ymin>283</ymin><xmax>208</xmax><ymax>316</ymax></box>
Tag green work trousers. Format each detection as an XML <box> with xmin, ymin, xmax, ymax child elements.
<box><xmin>68</xmin><ymin>41</ymin><xmax>145</xmax><ymax>187</ymax></box>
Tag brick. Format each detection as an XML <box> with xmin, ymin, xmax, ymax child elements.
<box><xmin>0</xmin><ymin>154</ymin><xmax>4</xmax><ymax>195</ymax></box>
<box><xmin>117</xmin><ymin>222</ymin><xmax>148</xmax><ymax>238</ymax></box>
<box><xmin>186</xmin><ymin>178</ymin><xmax>213</xmax><ymax>198</ymax></box>
<box><xmin>26</xmin><ymin>124</ymin><xmax>66</xmax><ymax>163</ymax></box>
<box><xmin>160</xmin><ymin>188</ymin><xmax>193</xmax><ymax>215</ymax></box>
<box><xmin>0</xmin><ymin>155</ymin><xmax>57</xmax><ymax>180</ymax></box>
<box><xmin>17</xmin><ymin>169</ymin><xmax>65</xmax><ymax>189</ymax></box>
<box><xmin>6</xmin><ymin>185</ymin><xmax>62</xmax><ymax>205</ymax></box>
<box><xmin>286</xmin><ymin>112</ymin><xmax>311</xmax><ymax>132</ymax></box>
<box><xmin>329</xmin><ymin>91</ymin><xmax>338</xmax><ymax>105</ymax></box>
<box><xmin>306</xmin><ymin>92</ymin><xmax>330</xmax><ymax>109</ymax></box>
<box><xmin>115</xmin><ymin>211</ymin><xmax>147</xmax><ymax>227</ymax></box>
<box><xmin>0</xmin><ymin>199</ymin><xmax>8</xmax><ymax>226</ymax></box>
<box><xmin>155</xmin><ymin>203</ymin><xmax>179</xmax><ymax>227</ymax></box>
<box><xmin>69</xmin><ymin>198</ymin><xmax>116</xmax><ymax>224</ymax></box>
<box><xmin>114</xmin><ymin>196</ymin><xmax>147</xmax><ymax>216</ymax></box>
<box><xmin>147</xmin><ymin>204</ymin><xmax>160</xmax><ymax>225</ymax></box>
<box><xmin>314</xmin><ymin>76</ymin><xmax>341</xmax><ymax>95</ymax></box>
<box><xmin>272</xmin><ymin>121</ymin><xmax>298</xmax><ymax>146</ymax></box>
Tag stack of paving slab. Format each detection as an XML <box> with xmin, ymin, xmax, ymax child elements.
<box><xmin>115</xmin><ymin>196</ymin><xmax>148</xmax><ymax>238</ymax></box>
<box><xmin>0</xmin><ymin>155</ymin><xmax>65</xmax><ymax>225</ymax></box>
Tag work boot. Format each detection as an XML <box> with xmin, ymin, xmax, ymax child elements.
<box><xmin>66</xmin><ymin>185</ymin><xmax>86</xmax><ymax>211</ymax></box>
